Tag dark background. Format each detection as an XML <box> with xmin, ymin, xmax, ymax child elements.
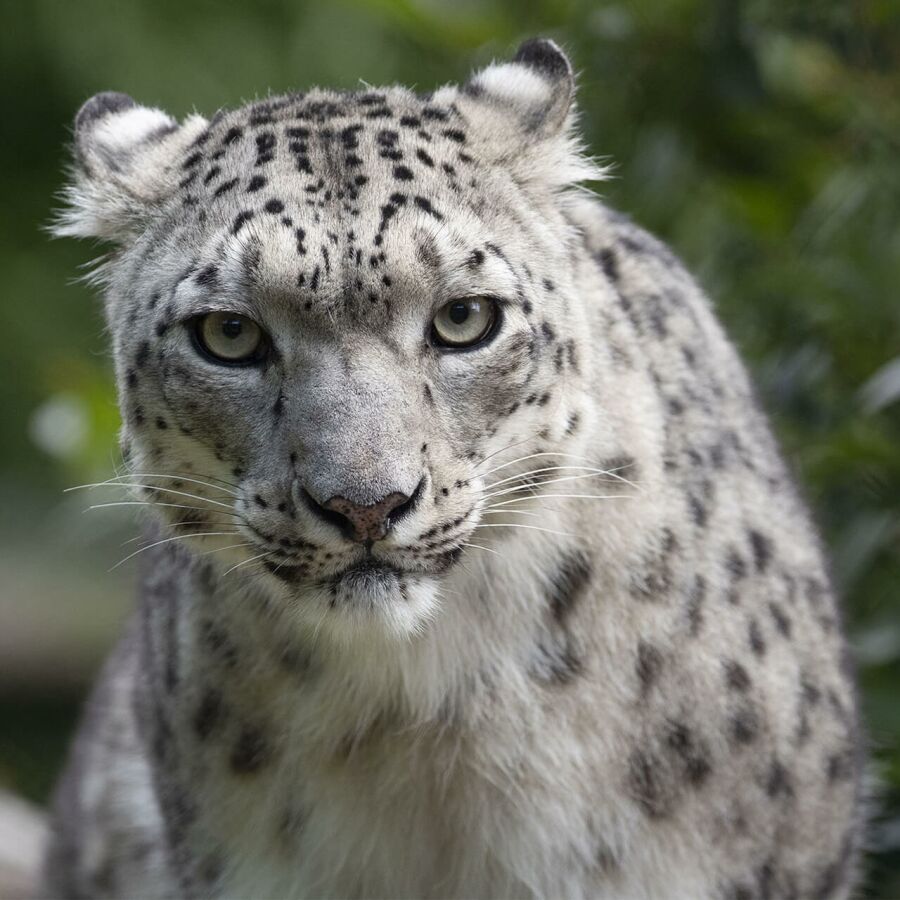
<box><xmin>1</xmin><ymin>0</ymin><xmax>897</xmax><ymax>893</ymax></box>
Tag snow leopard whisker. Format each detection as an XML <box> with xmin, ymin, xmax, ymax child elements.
<box><xmin>70</xmin><ymin>482</ymin><xmax>235</xmax><ymax>510</ymax></box>
<box><xmin>222</xmin><ymin>550</ymin><xmax>277</xmax><ymax>577</ymax></box>
<box><xmin>121</xmin><ymin>469</ymin><xmax>241</xmax><ymax>491</ymax></box>
<box><xmin>477</xmin><ymin>451</ymin><xmax>641</xmax><ymax>491</ymax></box>
<box><xmin>110</xmin><ymin>531</ymin><xmax>241</xmax><ymax>571</ymax></box>
<box><xmin>197</xmin><ymin>541</ymin><xmax>255</xmax><ymax>557</ymax></box>
<box><xmin>266</xmin><ymin>555</ymin><xmax>296</xmax><ymax>577</ymax></box>
<box><xmin>461</xmin><ymin>541</ymin><xmax>502</xmax><ymax>556</ymax></box>
<box><xmin>85</xmin><ymin>500</ymin><xmax>241</xmax><ymax>518</ymax></box>
<box><xmin>476</xmin><ymin>450</ymin><xmax>576</xmax><ymax>480</ymax></box>
<box><xmin>471</xmin><ymin>435</ymin><xmax>541</xmax><ymax>471</ymax></box>
<box><xmin>472</xmin><ymin>523</ymin><xmax>578</xmax><ymax>539</ymax></box>
<box><xmin>119</xmin><ymin>522</ymin><xmax>245</xmax><ymax>547</ymax></box>
<box><xmin>481</xmin><ymin>470</ymin><xmax>631</xmax><ymax>501</ymax></box>
<box><xmin>484</xmin><ymin>493</ymin><xmax>634</xmax><ymax>508</ymax></box>
<box><xmin>98</xmin><ymin>472</ymin><xmax>240</xmax><ymax>497</ymax></box>
<box><xmin>483</xmin><ymin>464</ymin><xmax>630</xmax><ymax>491</ymax></box>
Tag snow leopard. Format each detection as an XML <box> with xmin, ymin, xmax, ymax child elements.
<box><xmin>43</xmin><ymin>38</ymin><xmax>863</xmax><ymax>899</ymax></box>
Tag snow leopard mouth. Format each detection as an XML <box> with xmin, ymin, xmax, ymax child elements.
<box><xmin>261</xmin><ymin>554</ymin><xmax>412</xmax><ymax>589</ymax></box>
<box><xmin>329</xmin><ymin>559</ymin><xmax>403</xmax><ymax>591</ymax></box>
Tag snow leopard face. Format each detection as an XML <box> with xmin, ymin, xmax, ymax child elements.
<box><xmin>58</xmin><ymin>40</ymin><xmax>605</xmax><ymax>638</ymax></box>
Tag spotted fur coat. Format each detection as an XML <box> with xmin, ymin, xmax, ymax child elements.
<box><xmin>44</xmin><ymin>38</ymin><xmax>863</xmax><ymax>899</ymax></box>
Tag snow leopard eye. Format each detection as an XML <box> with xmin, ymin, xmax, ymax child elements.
<box><xmin>192</xmin><ymin>312</ymin><xmax>268</xmax><ymax>365</ymax></box>
<box><xmin>431</xmin><ymin>297</ymin><xmax>499</xmax><ymax>349</ymax></box>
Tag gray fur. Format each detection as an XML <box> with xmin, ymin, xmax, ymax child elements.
<box><xmin>46</xmin><ymin>38</ymin><xmax>863</xmax><ymax>899</ymax></box>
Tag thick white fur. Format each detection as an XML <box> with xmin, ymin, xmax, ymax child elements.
<box><xmin>45</xmin><ymin>43</ymin><xmax>861</xmax><ymax>900</ymax></box>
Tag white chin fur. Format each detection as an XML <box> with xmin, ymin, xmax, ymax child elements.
<box><xmin>279</xmin><ymin>574</ymin><xmax>442</xmax><ymax>645</ymax></box>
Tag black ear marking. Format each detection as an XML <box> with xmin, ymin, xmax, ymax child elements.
<box><xmin>75</xmin><ymin>91</ymin><xmax>137</xmax><ymax>133</ymax></box>
<box><xmin>513</xmin><ymin>38</ymin><xmax>573</xmax><ymax>81</ymax></box>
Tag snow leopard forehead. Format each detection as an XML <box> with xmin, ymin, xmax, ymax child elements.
<box><xmin>149</xmin><ymin>87</ymin><xmax>548</xmax><ymax>330</ymax></box>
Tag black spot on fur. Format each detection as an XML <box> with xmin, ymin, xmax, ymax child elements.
<box><xmin>726</xmin><ymin>549</ymin><xmax>747</xmax><ymax>581</ymax></box>
<box><xmin>724</xmin><ymin>660</ymin><xmax>751</xmax><ymax>691</ymax></box>
<box><xmin>213</xmin><ymin>177</ymin><xmax>239</xmax><ymax>198</ymax></box>
<box><xmin>182</xmin><ymin>151</ymin><xmax>202</xmax><ymax>171</ymax></box>
<box><xmin>230</xmin><ymin>726</ymin><xmax>271</xmax><ymax>774</ymax></box>
<box><xmin>255</xmin><ymin>130</ymin><xmax>276</xmax><ymax>156</ymax></box>
<box><xmin>195</xmin><ymin>264</ymin><xmax>218</xmax><ymax>286</ymax></box>
<box><xmin>729</xmin><ymin>706</ymin><xmax>760</xmax><ymax>745</ymax></box>
<box><xmin>222</xmin><ymin>126</ymin><xmax>243</xmax><ymax>145</ymax></box>
<box><xmin>748</xmin><ymin>529</ymin><xmax>773</xmax><ymax>573</ymax></box>
<box><xmin>193</xmin><ymin>690</ymin><xmax>223</xmax><ymax>740</ymax></box>
<box><xmin>413</xmin><ymin>195</ymin><xmax>443</xmax><ymax>219</ymax></box>
<box><xmin>232</xmin><ymin>210</ymin><xmax>255</xmax><ymax>234</ymax></box>
<box><xmin>636</xmin><ymin>642</ymin><xmax>663</xmax><ymax>694</ymax></box>
<box><xmin>628</xmin><ymin>750</ymin><xmax>671</xmax><ymax>818</ymax></box>
<box><xmin>598</xmin><ymin>247</ymin><xmax>619</xmax><ymax>282</ymax></box>
<box><xmin>533</xmin><ymin>638</ymin><xmax>583</xmax><ymax>686</ymax></box>
<box><xmin>687</xmin><ymin>575</ymin><xmax>707</xmax><ymax>635</ymax></box>
<box><xmin>689</xmin><ymin>495</ymin><xmax>708</xmax><ymax>527</ymax></box>
<box><xmin>264</xmin><ymin>198</ymin><xmax>285</xmax><ymax>214</ymax></box>
<box><xmin>665</xmin><ymin>720</ymin><xmax>712</xmax><ymax>786</ymax></box>
<box><xmin>548</xmin><ymin>551</ymin><xmax>592</xmax><ymax>625</ymax></box>
<box><xmin>748</xmin><ymin>618</ymin><xmax>766</xmax><ymax>657</ymax></box>
<box><xmin>765</xmin><ymin>760</ymin><xmax>794</xmax><ymax>799</ymax></box>
<box><xmin>768</xmin><ymin>602</ymin><xmax>792</xmax><ymax>638</ymax></box>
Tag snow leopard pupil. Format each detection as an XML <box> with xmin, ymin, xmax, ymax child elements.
<box><xmin>222</xmin><ymin>318</ymin><xmax>243</xmax><ymax>339</ymax></box>
<box><xmin>449</xmin><ymin>302</ymin><xmax>469</xmax><ymax>325</ymax></box>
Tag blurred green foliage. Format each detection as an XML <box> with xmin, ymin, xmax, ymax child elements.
<box><xmin>0</xmin><ymin>0</ymin><xmax>897</xmax><ymax>893</ymax></box>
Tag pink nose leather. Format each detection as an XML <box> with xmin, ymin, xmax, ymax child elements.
<box><xmin>322</xmin><ymin>492</ymin><xmax>410</xmax><ymax>543</ymax></box>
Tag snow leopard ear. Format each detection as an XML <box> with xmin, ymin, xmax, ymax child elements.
<box><xmin>447</xmin><ymin>38</ymin><xmax>603</xmax><ymax>188</ymax></box>
<box><xmin>54</xmin><ymin>92</ymin><xmax>209</xmax><ymax>242</ymax></box>
<box><xmin>463</xmin><ymin>38</ymin><xmax>575</xmax><ymax>137</ymax></box>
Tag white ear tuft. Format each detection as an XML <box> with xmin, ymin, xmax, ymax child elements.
<box><xmin>54</xmin><ymin>93</ymin><xmax>207</xmax><ymax>243</ymax></box>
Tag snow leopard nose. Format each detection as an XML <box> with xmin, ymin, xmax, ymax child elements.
<box><xmin>302</xmin><ymin>479</ymin><xmax>424</xmax><ymax>544</ymax></box>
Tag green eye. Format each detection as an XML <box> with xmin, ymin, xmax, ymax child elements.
<box><xmin>193</xmin><ymin>312</ymin><xmax>268</xmax><ymax>365</ymax></box>
<box><xmin>432</xmin><ymin>297</ymin><xmax>498</xmax><ymax>348</ymax></box>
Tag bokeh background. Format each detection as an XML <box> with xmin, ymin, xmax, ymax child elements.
<box><xmin>1</xmin><ymin>0</ymin><xmax>897</xmax><ymax>893</ymax></box>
